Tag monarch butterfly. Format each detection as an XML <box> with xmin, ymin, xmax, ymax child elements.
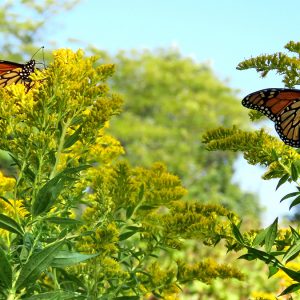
<box><xmin>0</xmin><ymin>59</ymin><xmax>36</xmax><ymax>90</ymax></box>
<box><xmin>242</xmin><ymin>88</ymin><xmax>300</xmax><ymax>147</ymax></box>
<box><xmin>0</xmin><ymin>47</ymin><xmax>44</xmax><ymax>90</ymax></box>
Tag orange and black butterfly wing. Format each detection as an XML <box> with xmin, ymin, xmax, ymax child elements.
<box><xmin>274</xmin><ymin>95</ymin><xmax>300</xmax><ymax>147</ymax></box>
<box><xmin>242</xmin><ymin>88</ymin><xmax>300</xmax><ymax>147</ymax></box>
<box><xmin>0</xmin><ymin>60</ymin><xmax>36</xmax><ymax>89</ymax></box>
<box><xmin>0</xmin><ymin>61</ymin><xmax>23</xmax><ymax>87</ymax></box>
<box><xmin>0</xmin><ymin>61</ymin><xmax>23</xmax><ymax>74</ymax></box>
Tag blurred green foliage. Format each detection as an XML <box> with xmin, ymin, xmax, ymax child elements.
<box><xmin>95</xmin><ymin>48</ymin><xmax>262</xmax><ymax>221</ymax></box>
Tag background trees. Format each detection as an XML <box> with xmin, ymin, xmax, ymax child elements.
<box><xmin>105</xmin><ymin>49</ymin><xmax>261</xmax><ymax>221</ymax></box>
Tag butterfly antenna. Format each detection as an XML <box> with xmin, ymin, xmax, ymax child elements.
<box><xmin>31</xmin><ymin>46</ymin><xmax>45</xmax><ymax>60</ymax></box>
<box><xmin>42</xmin><ymin>47</ymin><xmax>45</xmax><ymax>67</ymax></box>
<box><xmin>31</xmin><ymin>46</ymin><xmax>46</xmax><ymax>68</ymax></box>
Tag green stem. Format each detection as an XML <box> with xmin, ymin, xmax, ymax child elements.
<box><xmin>50</xmin><ymin>118</ymin><xmax>71</xmax><ymax>179</ymax></box>
<box><xmin>13</xmin><ymin>149</ymin><xmax>30</xmax><ymax>224</ymax></box>
<box><xmin>278</xmin><ymin>160</ymin><xmax>300</xmax><ymax>185</ymax></box>
<box><xmin>52</xmin><ymin>268</ymin><xmax>60</xmax><ymax>289</ymax></box>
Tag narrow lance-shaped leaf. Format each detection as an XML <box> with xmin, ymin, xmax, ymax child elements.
<box><xmin>291</xmin><ymin>162</ymin><xmax>298</xmax><ymax>181</ymax></box>
<box><xmin>21</xmin><ymin>291</ymin><xmax>78</xmax><ymax>300</ymax></box>
<box><xmin>276</xmin><ymin>174</ymin><xmax>289</xmax><ymax>190</ymax></box>
<box><xmin>0</xmin><ymin>196</ymin><xmax>13</xmax><ymax>207</ymax></box>
<box><xmin>32</xmin><ymin>165</ymin><xmax>90</xmax><ymax>216</ymax></box>
<box><xmin>280</xmin><ymin>266</ymin><xmax>300</xmax><ymax>283</ymax></box>
<box><xmin>283</xmin><ymin>240</ymin><xmax>300</xmax><ymax>264</ymax></box>
<box><xmin>63</xmin><ymin>125</ymin><xmax>83</xmax><ymax>149</ymax></box>
<box><xmin>0</xmin><ymin>213</ymin><xmax>23</xmax><ymax>235</ymax></box>
<box><xmin>278</xmin><ymin>283</ymin><xmax>300</xmax><ymax>296</ymax></box>
<box><xmin>289</xmin><ymin>195</ymin><xmax>300</xmax><ymax>210</ymax></box>
<box><xmin>231</xmin><ymin>223</ymin><xmax>245</xmax><ymax>245</ymax></box>
<box><xmin>50</xmin><ymin>250</ymin><xmax>98</xmax><ymax>268</ymax></box>
<box><xmin>268</xmin><ymin>265</ymin><xmax>279</xmax><ymax>278</ymax></box>
<box><xmin>0</xmin><ymin>246</ymin><xmax>12</xmax><ymax>288</ymax></box>
<box><xmin>265</xmin><ymin>218</ymin><xmax>278</xmax><ymax>253</ymax></box>
<box><xmin>15</xmin><ymin>240</ymin><xmax>65</xmax><ymax>290</ymax></box>
<box><xmin>290</xmin><ymin>226</ymin><xmax>300</xmax><ymax>239</ymax></box>
<box><xmin>280</xmin><ymin>191</ymin><xmax>300</xmax><ymax>203</ymax></box>
<box><xmin>238</xmin><ymin>253</ymin><xmax>256</xmax><ymax>261</ymax></box>
<box><xmin>252</xmin><ymin>228</ymin><xmax>267</xmax><ymax>247</ymax></box>
<box><xmin>119</xmin><ymin>231</ymin><xmax>139</xmax><ymax>241</ymax></box>
<box><xmin>32</xmin><ymin>178</ymin><xmax>65</xmax><ymax>216</ymax></box>
<box><xmin>45</xmin><ymin>217</ymin><xmax>82</xmax><ymax>225</ymax></box>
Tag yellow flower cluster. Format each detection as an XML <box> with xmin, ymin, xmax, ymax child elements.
<box><xmin>177</xmin><ymin>258</ymin><xmax>244</xmax><ymax>284</ymax></box>
<box><xmin>0</xmin><ymin>49</ymin><xmax>123</xmax><ymax>177</ymax></box>
<box><xmin>89</xmin><ymin>129</ymin><xmax>125</xmax><ymax>164</ymax></box>
<box><xmin>0</xmin><ymin>49</ymin><xmax>126</xmax><ymax>240</ymax></box>
<box><xmin>203</xmin><ymin>127</ymin><xmax>300</xmax><ymax>180</ymax></box>
<box><xmin>0</xmin><ymin>171</ymin><xmax>15</xmax><ymax>194</ymax></box>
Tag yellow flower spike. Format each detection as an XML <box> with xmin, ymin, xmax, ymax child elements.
<box><xmin>53</xmin><ymin>48</ymin><xmax>82</xmax><ymax>65</ymax></box>
<box><xmin>0</xmin><ymin>171</ymin><xmax>15</xmax><ymax>194</ymax></box>
<box><xmin>0</xmin><ymin>86</ymin><xmax>25</xmax><ymax>117</ymax></box>
<box><xmin>0</xmin><ymin>197</ymin><xmax>29</xmax><ymax>229</ymax></box>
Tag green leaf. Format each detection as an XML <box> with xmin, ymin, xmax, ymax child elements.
<box><xmin>63</xmin><ymin>125</ymin><xmax>82</xmax><ymax>149</ymax></box>
<box><xmin>0</xmin><ymin>213</ymin><xmax>23</xmax><ymax>235</ymax></box>
<box><xmin>22</xmin><ymin>291</ymin><xmax>79</xmax><ymax>300</ymax></box>
<box><xmin>138</xmin><ymin>205</ymin><xmax>157</xmax><ymax>210</ymax></box>
<box><xmin>32</xmin><ymin>177</ymin><xmax>65</xmax><ymax>216</ymax></box>
<box><xmin>32</xmin><ymin>165</ymin><xmax>90</xmax><ymax>216</ymax></box>
<box><xmin>265</xmin><ymin>218</ymin><xmax>278</xmax><ymax>253</ymax></box>
<box><xmin>276</xmin><ymin>174</ymin><xmax>289</xmax><ymax>190</ymax></box>
<box><xmin>283</xmin><ymin>240</ymin><xmax>300</xmax><ymax>263</ymax></box>
<box><xmin>24</xmin><ymin>165</ymin><xmax>36</xmax><ymax>183</ymax></box>
<box><xmin>280</xmin><ymin>266</ymin><xmax>300</xmax><ymax>282</ymax></box>
<box><xmin>290</xmin><ymin>226</ymin><xmax>300</xmax><ymax>239</ymax></box>
<box><xmin>231</xmin><ymin>223</ymin><xmax>245</xmax><ymax>244</ymax></box>
<box><xmin>138</xmin><ymin>183</ymin><xmax>144</xmax><ymax>201</ymax></box>
<box><xmin>291</xmin><ymin>162</ymin><xmax>298</xmax><ymax>181</ymax></box>
<box><xmin>152</xmin><ymin>291</ymin><xmax>164</xmax><ymax>299</ymax></box>
<box><xmin>280</xmin><ymin>191</ymin><xmax>299</xmax><ymax>202</ymax></box>
<box><xmin>278</xmin><ymin>283</ymin><xmax>300</xmax><ymax>296</ymax></box>
<box><xmin>271</xmin><ymin>149</ymin><xmax>278</xmax><ymax>160</ymax></box>
<box><xmin>0</xmin><ymin>196</ymin><xmax>13</xmax><ymax>207</ymax></box>
<box><xmin>268</xmin><ymin>265</ymin><xmax>279</xmax><ymax>278</ymax></box>
<box><xmin>70</xmin><ymin>115</ymin><xmax>84</xmax><ymax>126</ymax></box>
<box><xmin>9</xmin><ymin>153</ymin><xmax>35</xmax><ymax>183</ymax></box>
<box><xmin>15</xmin><ymin>240</ymin><xmax>65</xmax><ymax>291</ymax></box>
<box><xmin>238</xmin><ymin>253</ymin><xmax>256</xmax><ymax>261</ymax></box>
<box><xmin>246</xmin><ymin>247</ymin><xmax>281</xmax><ymax>266</ymax></box>
<box><xmin>50</xmin><ymin>251</ymin><xmax>98</xmax><ymax>268</ymax></box>
<box><xmin>0</xmin><ymin>246</ymin><xmax>12</xmax><ymax>288</ymax></box>
<box><xmin>8</xmin><ymin>152</ymin><xmax>21</xmax><ymax>168</ymax></box>
<box><xmin>252</xmin><ymin>228</ymin><xmax>267</xmax><ymax>246</ymax></box>
<box><xmin>119</xmin><ymin>231</ymin><xmax>138</xmax><ymax>241</ymax></box>
<box><xmin>289</xmin><ymin>195</ymin><xmax>300</xmax><ymax>210</ymax></box>
<box><xmin>126</xmin><ymin>226</ymin><xmax>142</xmax><ymax>231</ymax></box>
<box><xmin>126</xmin><ymin>206</ymin><xmax>134</xmax><ymax>219</ymax></box>
<box><xmin>20</xmin><ymin>233</ymin><xmax>35</xmax><ymax>262</ymax></box>
<box><xmin>45</xmin><ymin>217</ymin><xmax>82</xmax><ymax>225</ymax></box>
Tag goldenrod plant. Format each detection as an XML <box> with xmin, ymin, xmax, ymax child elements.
<box><xmin>0</xmin><ymin>49</ymin><xmax>244</xmax><ymax>299</ymax></box>
<box><xmin>203</xmin><ymin>41</ymin><xmax>300</xmax><ymax>299</ymax></box>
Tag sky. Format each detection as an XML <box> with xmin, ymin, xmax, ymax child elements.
<box><xmin>50</xmin><ymin>0</ymin><xmax>300</xmax><ymax>225</ymax></box>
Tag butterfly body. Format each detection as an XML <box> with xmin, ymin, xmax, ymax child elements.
<box><xmin>0</xmin><ymin>59</ymin><xmax>36</xmax><ymax>89</ymax></box>
<box><xmin>242</xmin><ymin>88</ymin><xmax>300</xmax><ymax>147</ymax></box>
